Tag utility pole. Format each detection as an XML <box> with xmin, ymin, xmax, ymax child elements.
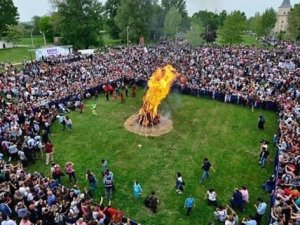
<box><xmin>127</xmin><ymin>26</ymin><xmax>130</xmax><ymax>47</ymax></box>
<box><xmin>30</xmin><ymin>29</ymin><xmax>34</xmax><ymax>47</ymax></box>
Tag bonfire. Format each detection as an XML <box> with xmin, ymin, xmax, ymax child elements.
<box><xmin>138</xmin><ymin>65</ymin><xmax>177</xmax><ymax>127</ymax></box>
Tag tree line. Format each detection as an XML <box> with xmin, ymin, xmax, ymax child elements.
<box><xmin>1</xmin><ymin>0</ymin><xmax>300</xmax><ymax>49</ymax></box>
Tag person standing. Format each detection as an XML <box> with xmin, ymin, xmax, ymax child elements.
<box><xmin>259</xmin><ymin>147</ymin><xmax>269</xmax><ymax>168</ymax></box>
<box><xmin>133</xmin><ymin>180</ymin><xmax>142</xmax><ymax>200</ymax></box>
<box><xmin>120</xmin><ymin>92</ymin><xmax>125</xmax><ymax>104</ymax></box>
<box><xmin>86</xmin><ymin>169</ymin><xmax>97</xmax><ymax>191</ymax></box>
<box><xmin>258</xmin><ymin>115</ymin><xmax>265</xmax><ymax>130</ymax></box>
<box><xmin>184</xmin><ymin>195</ymin><xmax>195</xmax><ymax>216</ymax></box>
<box><xmin>254</xmin><ymin>198</ymin><xmax>267</xmax><ymax>225</ymax></box>
<box><xmin>45</xmin><ymin>140</ymin><xmax>54</xmax><ymax>165</ymax></box>
<box><xmin>101</xmin><ymin>159</ymin><xmax>108</xmax><ymax>176</ymax></box>
<box><xmin>79</xmin><ymin>101</ymin><xmax>84</xmax><ymax>114</ymax></box>
<box><xmin>104</xmin><ymin>171</ymin><xmax>113</xmax><ymax>200</ymax></box>
<box><xmin>175</xmin><ymin>172</ymin><xmax>185</xmax><ymax>194</ymax></box>
<box><xmin>105</xmin><ymin>91</ymin><xmax>110</xmax><ymax>101</ymax></box>
<box><xmin>199</xmin><ymin>158</ymin><xmax>215</xmax><ymax>184</ymax></box>
<box><xmin>65</xmin><ymin>162</ymin><xmax>76</xmax><ymax>183</ymax></box>
<box><xmin>59</xmin><ymin>114</ymin><xmax>66</xmax><ymax>131</ymax></box>
<box><xmin>65</xmin><ymin>116</ymin><xmax>73</xmax><ymax>130</ymax></box>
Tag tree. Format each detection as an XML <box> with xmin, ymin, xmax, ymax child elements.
<box><xmin>4</xmin><ymin>24</ymin><xmax>23</xmax><ymax>46</ymax></box>
<box><xmin>164</xmin><ymin>7</ymin><xmax>182</xmax><ymax>38</ymax></box>
<box><xmin>39</xmin><ymin>16</ymin><xmax>54</xmax><ymax>42</ymax></box>
<box><xmin>185</xmin><ymin>21</ymin><xmax>204</xmax><ymax>46</ymax></box>
<box><xmin>161</xmin><ymin>0</ymin><xmax>189</xmax><ymax>32</ymax></box>
<box><xmin>251</xmin><ymin>8</ymin><xmax>276</xmax><ymax>36</ymax></box>
<box><xmin>218</xmin><ymin>10</ymin><xmax>247</xmax><ymax>45</ymax></box>
<box><xmin>31</xmin><ymin>16</ymin><xmax>41</xmax><ymax>35</ymax></box>
<box><xmin>148</xmin><ymin>3</ymin><xmax>165</xmax><ymax>42</ymax></box>
<box><xmin>288</xmin><ymin>3</ymin><xmax>300</xmax><ymax>41</ymax></box>
<box><xmin>115</xmin><ymin>0</ymin><xmax>153</xmax><ymax>43</ymax></box>
<box><xmin>0</xmin><ymin>0</ymin><xmax>19</xmax><ymax>37</ymax></box>
<box><xmin>105</xmin><ymin>0</ymin><xmax>121</xmax><ymax>39</ymax></box>
<box><xmin>54</xmin><ymin>0</ymin><xmax>104</xmax><ymax>49</ymax></box>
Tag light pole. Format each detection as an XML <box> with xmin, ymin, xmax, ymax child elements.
<box><xmin>30</xmin><ymin>29</ymin><xmax>34</xmax><ymax>47</ymax></box>
<box><xmin>40</xmin><ymin>31</ymin><xmax>47</xmax><ymax>46</ymax></box>
<box><xmin>126</xmin><ymin>26</ymin><xmax>129</xmax><ymax>47</ymax></box>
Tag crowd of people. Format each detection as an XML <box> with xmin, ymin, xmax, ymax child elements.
<box><xmin>0</xmin><ymin>39</ymin><xmax>299</xmax><ymax>224</ymax></box>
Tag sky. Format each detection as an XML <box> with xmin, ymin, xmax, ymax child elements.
<box><xmin>13</xmin><ymin>0</ymin><xmax>299</xmax><ymax>22</ymax></box>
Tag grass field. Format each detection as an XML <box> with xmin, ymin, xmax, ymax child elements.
<box><xmin>0</xmin><ymin>47</ymin><xmax>32</xmax><ymax>64</ymax></box>
<box><xmin>28</xmin><ymin>89</ymin><xmax>277</xmax><ymax>225</ymax></box>
<box><xmin>19</xmin><ymin>35</ymin><xmax>46</xmax><ymax>47</ymax></box>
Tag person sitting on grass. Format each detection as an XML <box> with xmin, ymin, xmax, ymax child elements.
<box><xmin>214</xmin><ymin>205</ymin><xmax>228</xmax><ymax>222</ymax></box>
<box><xmin>144</xmin><ymin>191</ymin><xmax>159</xmax><ymax>213</ymax></box>
<box><xmin>204</xmin><ymin>189</ymin><xmax>217</xmax><ymax>206</ymax></box>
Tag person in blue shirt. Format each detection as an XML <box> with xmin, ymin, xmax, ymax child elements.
<box><xmin>254</xmin><ymin>198</ymin><xmax>267</xmax><ymax>225</ymax></box>
<box><xmin>184</xmin><ymin>195</ymin><xmax>195</xmax><ymax>216</ymax></box>
<box><xmin>133</xmin><ymin>180</ymin><xmax>142</xmax><ymax>200</ymax></box>
<box><xmin>242</xmin><ymin>215</ymin><xmax>257</xmax><ymax>225</ymax></box>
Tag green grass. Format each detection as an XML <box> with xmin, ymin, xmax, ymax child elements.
<box><xmin>242</xmin><ymin>35</ymin><xmax>259</xmax><ymax>46</ymax></box>
<box><xmin>103</xmin><ymin>34</ymin><xmax>122</xmax><ymax>46</ymax></box>
<box><xmin>28</xmin><ymin>90</ymin><xmax>277</xmax><ymax>225</ymax></box>
<box><xmin>19</xmin><ymin>35</ymin><xmax>46</xmax><ymax>47</ymax></box>
<box><xmin>0</xmin><ymin>47</ymin><xmax>32</xmax><ymax>64</ymax></box>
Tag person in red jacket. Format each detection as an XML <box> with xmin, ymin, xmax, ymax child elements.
<box><xmin>45</xmin><ymin>140</ymin><xmax>54</xmax><ymax>165</ymax></box>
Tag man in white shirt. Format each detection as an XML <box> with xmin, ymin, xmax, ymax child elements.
<box><xmin>254</xmin><ymin>198</ymin><xmax>267</xmax><ymax>225</ymax></box>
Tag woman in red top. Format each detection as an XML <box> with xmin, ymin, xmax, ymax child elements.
<box><xmin>45</xmin><ymin>140</ymin><xmax>54</xmax><ymax>165</ymax></box>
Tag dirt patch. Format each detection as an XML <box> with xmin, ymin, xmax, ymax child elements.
<box><xmin>124</xmin><ymin>114</ymin><xmax>173</xmax><ymax>137</ymax></box>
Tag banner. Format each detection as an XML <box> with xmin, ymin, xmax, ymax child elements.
<box><xmin>35</xmin><ymin>47</ymin><xmax>70</xmax><ymax>60</ymax></box>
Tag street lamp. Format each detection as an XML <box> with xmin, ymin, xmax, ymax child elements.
<box><xmin>40</xmin><ymin>31</ymin><xmax>47</xmax><ymax>46</ymax></box>
<box><xmin>126</xmin><ymin>26</ymin><xmax>129</xmax><ymax>47</ymax></box>
<box><xmin>30</xmin><ymin>29</ymin><xmax>34</xmax><ymax>47</ymax></box>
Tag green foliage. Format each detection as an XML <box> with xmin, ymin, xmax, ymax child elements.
<box><xmin>39</xmin><ymin>16</ymin><xmax>54</xmax><ymax>42</ymax></box>
<box><xmin>31</xmin><ymin>16</ymin><xmax>41</xmax><ymax>35</ymax></box>
<box><xmin>218</xmin><ymin>10</ymin><xmax>247</xmax><ymax>45</ymax></box>
<box><xmin>4</xmin><ymin>24</ymin><xmax>24</xmax><ymax>46</ymax></box>
<box><xmin>185</xmin><ymin>21</ymin><xmax>204</xmax><ymax>46</ymax></box>
<box><xmin>28</xmin><ymin>90</ymin><xmax>276</xmax><ymax>225</ymax></box>
<box><xmin>164</xmin><ymin>7</ymin><xmax>182</xmax><ymax>38</ymax></box>
<box><xmin>250</xmin><ymin>8</ymin><xmax>276</xmax><ymax>37</ymax></box>
<box><xmin>192</xmin><ymin>10</ymin><xmax>219</xmax><ymax>32</ymax></box>
<box><xmin>105</xmin><ymin>0</ymin><xmax>121</xmax><ymax>39</ymax></box>
<box><xmin>115</xmin><ymin>0</ymin><xmax>152</xmax><ymax>43</ymax></box>
<box><xmin>0</xmin><ymin>0</ymin><xmax>19</xmax><ymax>37</ymax></box>
<box><xmin>288</xmin><ymin>3</ymin><xmax>300</xmax><ymax>41</ymax></box>
<box><xmin>55</xmin><ymin>0</ymin><xmax>104</xmax><ymax>49</ymax></box>
<box><xmin>161</xmin><ymin>0</ymin><xmax>189</xmax><ymax>32</ymax></box>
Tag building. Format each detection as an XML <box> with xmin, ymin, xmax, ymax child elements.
<box><xmin>0</xmin><ymin>40</ymin><xmax>13</xmax><ymax>49</ymax></box>
<box><xmin>273</xmin><ymin>0</ymin><xmax>292</xmax><ymax>33</ymax></box>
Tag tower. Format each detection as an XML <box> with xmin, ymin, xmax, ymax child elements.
<box><xmin>273</xmin><ymin>0</ymin><xmax>292</xmax><ymax>33</ymax></box>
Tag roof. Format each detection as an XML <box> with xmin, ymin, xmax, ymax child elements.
<box><xmin>279</xmin><ymin>0</ymin><xmax>292</xmax><ymax>8</ymax></box>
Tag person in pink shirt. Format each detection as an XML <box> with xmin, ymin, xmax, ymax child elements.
<box><xmin>240</xmin><ymin>186</ymin><xmax>249</xmax><ymax>204</ymax></box>
<box><xmin>65</xmin><ymin>162</ymin><xmax>77</xmax><ymax>183</ymax></box>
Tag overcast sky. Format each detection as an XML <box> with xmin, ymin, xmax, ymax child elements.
<box><xmin>13</xmin><ymin>0</ymin><xmax>298</xmax><ymax>22</ymax></box>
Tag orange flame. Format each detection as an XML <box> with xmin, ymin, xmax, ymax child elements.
<box><xmin>138</xmin><ymin>65</ymin><xmax>177</xmax><ymax>127</ymax></box>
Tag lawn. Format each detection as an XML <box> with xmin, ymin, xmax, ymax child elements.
<box><xmin>19</xmin><ymin>35</ymin><xmax>46</xmax><ymax>47</ymax></box>
<box><xmin>28</xmin><ymin>90</ymin><xmax>277</xmax><ymax>225</ymax></box>
<box><xmin>0</xmin><ymin>47</ymin><xmax>32</xmax><ymax>64</ymax></box>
